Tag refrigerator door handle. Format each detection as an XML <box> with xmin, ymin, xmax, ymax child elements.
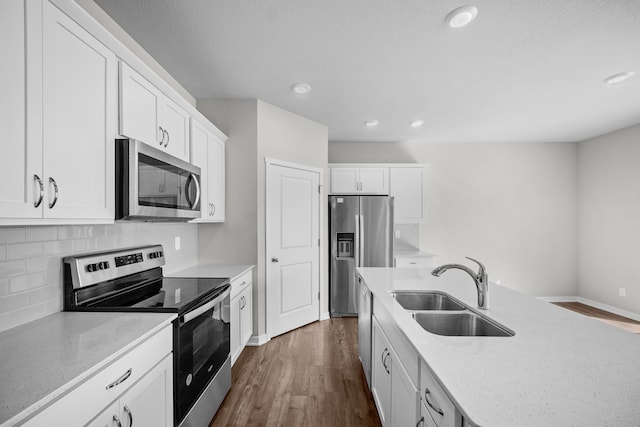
<box><xmin>354</xmin><ymin>214</ymin><xmax>360</xmax><ymax>267</ymax></box>
<box><xmin>359</xmin><ymin>214</ymin><xmax>365</xmax><ymax>266</ymax></box>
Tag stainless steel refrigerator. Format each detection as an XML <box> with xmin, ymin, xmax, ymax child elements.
<box><xmin>329</xmin><ymin>195</ymin><xmax>394</xmax><ymax>316</ymax></box>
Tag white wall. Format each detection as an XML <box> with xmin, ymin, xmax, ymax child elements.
<box><xmin>578</xmin><ymin>124</ymin><xmax>640</xmax><ymax>313</ymax></box>
<box><xmin>196</xmin><ymin>99</ymin><xmax>328</xmax><ymax>338</ymax></box>
<box><xmin>329</xmin><ymin>141</ymin><xmax>578</xmax><ymax>297</ymax></box>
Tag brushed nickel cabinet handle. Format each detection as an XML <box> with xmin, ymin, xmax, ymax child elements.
<box><xmin>425</xmin><ymin>387</ymin><xmax>444</xmax><ymax>416</ymax></box>
<box><xmin>113</xmin><ymin>415</ymin><xmax>122</xmax><ymax>427</ymax></box>
<box><xmin>48</xmin><ymin>177</ymin><xmax>58</xmax><ymax>209</ymax></box>
<box><xmin>158</xmin><ymin>126</ymin><xmax>164</xmax><ymax>145</ymax></box>
<box><xmin>163</xmin><ymin>129</ymin><xmax>169</xmax><ymax>147</ymax></box>
<box><xmin>124</xmin><ymin>405</ymin><xmax>133</xmax><ymax>427</ymax></box>
<box><xmin>211</xmin><ymin>202</ymin><xmax>216</xmax><ymax>216</ymax></box>
<box><xmin>106</xmin><ymin>368</ymin><xmax>132</xmax><ymax>390</ymax></box>
<box><xmin>33</xmin><ymin>174</ymin><xmax>44</xmax><ymax>208</ymax></box>
<box><xmin>416</xmin><ymin>416</ymin><xmax>425</xmax><ymax>427</ymax></box>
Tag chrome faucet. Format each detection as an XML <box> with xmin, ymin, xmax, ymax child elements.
<box><xmin>431</xmin><ymin>257</ymin><xmax>489</xmax><ymax>309</ymax></box>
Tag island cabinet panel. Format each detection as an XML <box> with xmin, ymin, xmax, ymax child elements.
<box><xmin>230</xmin><ymin>270</ymin><xmax>254</xmax><ymax>365</ymax></box>
<box><xmin>420</xmin><ymin>360</ymin><xmax>458</xmax><ymax>427</ymax></box>
<box><xmin>23</xmin><ymin>326</ymin><xmax>173</xmax><ymax>426</ymax></box>
<box><xmin>372</xmin><ymin>317</ymin><xmax>420</xmax><ymax>427</ymax></box>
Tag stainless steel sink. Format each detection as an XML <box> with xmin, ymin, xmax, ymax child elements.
<box><xmin>412</xmin><ymin>311</ymin><xmax>514</xmax><ymax>337</ymax></box>
<box><xmin>391</xmin><ymin>291</ymin><xmax>466</xmax><ymax>311</ymax></box>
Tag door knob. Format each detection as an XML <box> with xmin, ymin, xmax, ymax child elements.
<box><xmin>271</xmin><ymin>257</ymin><xmax>279</xmax><ymax>263</ymax></box>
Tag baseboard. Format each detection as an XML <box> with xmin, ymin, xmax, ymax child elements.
<box><xmin>246</xmin><ymin>334</ymin><xmax>270</xmax><ymax>346</ymax></box>
<box><xmin>320</xmin><ymin>311</ymin><xmax>330</xmax><ymax>321</ymax></box>
<box><xmin>576</xmin><ymin>297</ymin><xmax>640</xmax><ymax>323</ymax></box>
<box><xmin>537</xmin><ymin>296</ymin><xmax>578</xmax><ymax>303</ymax></box>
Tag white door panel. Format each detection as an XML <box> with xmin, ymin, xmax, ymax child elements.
<box><xmin>267</xmin><ymin>161</ymin><xmax>320</xmax><ymax>338</ymax></box>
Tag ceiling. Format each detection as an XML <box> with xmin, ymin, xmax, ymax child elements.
<box><xmin>93</xmin><ymin>0</ymin><xmax>640</xmax><ymax>143</ymax></box>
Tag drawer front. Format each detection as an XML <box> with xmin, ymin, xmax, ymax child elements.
<box><xmin>420</xmin><ymin>360</ymin><xmax>457</xmax><ymax>427</ymax></box>
<box><xmin>24</xmin><ymin>326</ymin><xmax>172</xmax><ymax>426</ymax></box>
<box><xmin>231</xmin><ymin>270</ymin><xmax>252</xmax><ymax>299</ymax></box>
<box><xmin>395</xmin><ymin>257</ymin><xmax>433</xmax><ymax>268</ymax></box>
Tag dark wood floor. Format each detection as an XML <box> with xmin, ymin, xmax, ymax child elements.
<box><xmin>553</xmin><ymin>302</ymin><xmax>640</xmax><ymax>334</ymax></box>
<box><xmin>210</xmin><ymin>318</ymin><xmax>381</xmax><ymax>427</ymax></box>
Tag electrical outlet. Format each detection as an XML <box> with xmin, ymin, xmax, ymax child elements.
<box><xmin>619</xmin><ymin>287</ymin><xmax>626</xmax><ymax>297</ymax></box>
<box><xmin>175</xmin><ymin>236</ymin><xmax>181</xmax><ymax>251</ymax></box>
<box><xmin>394</xmin><ymin>230</ymin><xmax>401</xmax><ymax>239</ymax></box>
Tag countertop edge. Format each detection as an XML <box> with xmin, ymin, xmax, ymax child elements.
<box><xmin>2</xmin><ymin>314</ymin><xmax>176</xmax><ymax>427</ymax></box>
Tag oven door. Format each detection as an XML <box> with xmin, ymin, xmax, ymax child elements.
<box><xmin>117</xmin><ymin>139</ymin><xmax>201</xmax><ymax>220</ymax></box>
<box><xmin>175</xmin><ymin>287</ymin><xmax>230</xmax><ymax>423</ymax></box>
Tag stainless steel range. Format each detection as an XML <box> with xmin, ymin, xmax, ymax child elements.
<box><xmin>63</xmin><ymin>245</ymin><xmax>231</xmax><ymax>427</ymax></box>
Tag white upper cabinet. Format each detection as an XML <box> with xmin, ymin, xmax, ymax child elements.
<box><xmin>190</xmin><ymin>117</ymin><xmax>226</xmax><ymax>222</ymax></box>
<box><xmin>0</xmin><ymin>0</ymin><xmax>40</xmax><ymax>219</ymax></box>
<box><xmin>389</xmin><ymin>165</ymin><xmax>427</xmax><ymax>223</ymax></box>
<box><xmin>329</xmin><ymin>165</ymin><xmax>389</xmax><ymax>194</ymax></box>
<box><xmin>120</xmin><ymin>62</ymin><xmax>190</xmax><ymax>161</ymax></box>
<box><xmin>42</xmin><ymin>0</ymin><xmax>116</xmax><ymax>220</ymax></box>
<box><xmin>0</xmin><ymin>0</ymin><xmax>116</xmax><ymax>223</ymax></box>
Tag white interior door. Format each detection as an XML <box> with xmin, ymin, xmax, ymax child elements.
<box><xmin>266</xmin><ymin>160</ymin><xmax>321</xmax><ymax>338</ymax></box>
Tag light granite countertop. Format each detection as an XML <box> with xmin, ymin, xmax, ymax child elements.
<box><xmin>357</xmin><ymin>267</ymin><xmax>640</xmax><ymax>426</ymax></box>
<box><xmin>0</xmin><ymin>311</ymin><xmax>176</xmax><ymax>426</ymax></box>
<box><xmin>167</xmin><ymin>263</ymin><xmax>253</xmax><ymax>282</ymax></box>
<box><xmin>394</xmin><ymin>250</ymin><xmax>436</xmax><ymax>258</ymax></box>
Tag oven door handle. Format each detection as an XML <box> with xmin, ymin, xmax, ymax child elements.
<box><xmin>181</xmin><ymin>288</ymin><xmax>230</xmax><ymax>324</ymax></box>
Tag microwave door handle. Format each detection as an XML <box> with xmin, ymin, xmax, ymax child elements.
<box><xmin>190</xmin><ymin>173</ymin><xmax>201</xmax><ymax>210</ymax></box>
<box><xmin>181</xmin><ymin>288</ymin><xmax>230</xmax><ymax>324</ymax></box>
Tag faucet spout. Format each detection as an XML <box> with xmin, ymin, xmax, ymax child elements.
<box><xmin>431</xmin><ymin>257</ymin><xmax>489</xmax><ymax>309</ymax></box>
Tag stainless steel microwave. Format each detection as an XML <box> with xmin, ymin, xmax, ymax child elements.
<box><xmin>116</xmin><ymin>139</ymin><xmax>201</xmax><ymax>221</ymax></box>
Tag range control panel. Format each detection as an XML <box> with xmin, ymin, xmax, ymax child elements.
<box><xmin>65</xmin><ymin>245</ymin><xmax>166</xmax><ymax>289</ymax></box>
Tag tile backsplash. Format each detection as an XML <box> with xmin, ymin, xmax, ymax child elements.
<box><xmin>0</xmin><ymin>223</ymin><xmax>198</xmax><ymax>333</ymax></box>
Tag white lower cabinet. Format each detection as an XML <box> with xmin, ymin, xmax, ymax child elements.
<box><xmin>230</xmin><ymin>270</ymin><xmax>254</xmax><ymax>365</ymax></box>
<box><xmin>371</xmin><ymin>317</ymin><xmax>419</xmax><ymax>427</ymax></box>
<box><xmin>420</xmin><ymin>360</ymin><xmax>458</xmax><ymax>427</ymax></box>
<box><xmin>88</xmin><ymin>354</ymin><xmax>173</xmax><ymax>427</ymax></box>
<box><xmin>24</xmin><ymin>326</ymin><xmax>173</xmax><ymax>426</ymax></box>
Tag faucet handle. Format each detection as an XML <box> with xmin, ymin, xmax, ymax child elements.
<box><xmin>465</xmin><ymin>256</ymin><xmax>486</xmax><ymax>276</ymax></box>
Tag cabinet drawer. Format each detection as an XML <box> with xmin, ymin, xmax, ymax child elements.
<box><xmin>231</xmin><ymin>270</ymin><xmax>252</xmax><ymax>299</ymax></box>
<box><xmin>420</xmin><ymin>360</ymin><xmax>457</xmax><ymax>427</ymax></box>
<box><xmin>24</xmin><ymin>326</ymin><xmax>172</xmax><ymax>426</ymax></box>
<box><xmin>395</xmin><ymin>257</ymin><xmax>433</xmax><ymax>268</ymax></box>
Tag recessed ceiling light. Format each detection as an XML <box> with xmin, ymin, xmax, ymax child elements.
<box><xmin>291</xmin><ymin>83</ymin><xmax>311</xmax><ymax>94</ymax></box>
<box><xmin>409</xmin><ymin>120</ymin><xmax>424</xmax><ymax>128</ymax></box>
<box><xmin>364</xmin><ymin>120</ymin><xmax>379</xmax><ymax>127</ymax></box>
<box><xmin>603</xmin><ymin>71</ymin><xmax>635</xmax><ymax>85</ymax></box>
<box><xmin>445</xmin><ymin>5</ymin><xmax>478</xmax><ymax>28</ymax></box>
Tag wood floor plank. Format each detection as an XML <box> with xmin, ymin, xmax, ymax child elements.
<box><xmin>553</xmin><ymin>302</ymin><xmax>640</xmax><ymax>334</ymax></box>
<box><xmin>209</xmin><ymin>317</ymin><xmax>381</xmax><ymax>427</ymax></box>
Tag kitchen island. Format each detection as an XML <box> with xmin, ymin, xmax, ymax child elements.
<box><xmin>357</xmin><ymin>267</ymin><xmax>640</xmax><ymax>426</ymax></box>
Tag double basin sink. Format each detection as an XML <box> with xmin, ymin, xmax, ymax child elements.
<box><xmin>391</xmin><ymin>291</ymin><xmax>514</xmax><ymax>337</ymax></box>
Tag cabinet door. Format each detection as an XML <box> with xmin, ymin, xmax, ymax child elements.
<box><xmin>359</xmin><ymin>167</ymin><xmax>388</xmax><ymax>194</ymax></box>
<box><xmin>230</xmin><ymin>293</ymin><xmax>242</xmax><ymax>365</ymax></box>
<box><xmin>371</xmin><ymin>319</ymin><xmax>392</xmax><ymax>427</ymax></box>
<box><xmin>119</xmin><ymin>354</ymin><xmax>173</xmax><ymax>427</ymax></box>
<box><xmin>240</xmin><ymin>284</ymin><xmax>253</xmax><ymax>348</ymax></box>
<box><xmin>0</xmin><ymin>0</ymin><xmax>42</xmax><ymax>219</ymax></box>
<box><xmin>119</xmin><ymin>62</ymin><xmax>162</xmax><ymax>147</ymax></box>
<box><xmin>190</xmin><ymin>121</ymin><xmax>209</xmax><ymax>219</ymax></box>
<box><xmin>87</xmin><ymin>401</ymin><xmax>120</xmax><ymax>427</ymax></box>
<box><xmin>390</xmin><ymin>345</ymin><xmax>419</xmax><ymax>427</ymax></box>
<box><xmin>161</xmin><ymin>96</ymin><xmax>190</xmax><ymax>161</ymax></box>
<box><xmin>390</xmin><ymin>166</ymin><xmax>426</xmax><ymax>222</ymax></box>
<box><xmin>330</xmin><ymin>167</ymin><xmax>359</xmax><ymax>193</ymax></box>
<box><xmin>42</xmin><ymin>0</ymin><xmax>116</xmax><ymax>219</ymax></box>
<box><xmin>207</xmin><ymin>134</ymin><xmax>225</xmax><ymax>221</ymax></box>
